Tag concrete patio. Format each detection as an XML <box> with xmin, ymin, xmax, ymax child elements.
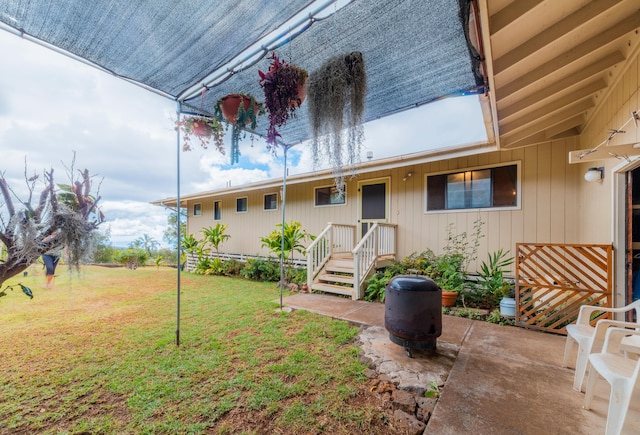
<box><xmin>282</xmin><ymin>293</ymin><xmax>640</xmax><ymax>434</ymax></box>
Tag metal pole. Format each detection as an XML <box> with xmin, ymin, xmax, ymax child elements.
<box><xmin>279</xmin><ymin>145</ymin><xmax>288</xmax><ymax>310</ymax></box>
<box><xmin>176</xmin><ymin>102</ymin><xmax>182</xmax><ymax>346</ymax></box>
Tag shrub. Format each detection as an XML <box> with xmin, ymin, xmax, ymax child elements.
<box><xmin>288</xmin><ymin>267</ymin><xmax>308</xmax><ymax>286</ymax></box>
<box><xmin>241</xmin><ymin>258</ymin><xmax>280</xmax><ymax>282</ymax></box>
<box><xmin>221</xmin><ymin>259</ymin><xmax>243</xmax><ymax>276</ymax></box>
<box><xmin>476</xmin><ymin>248</ymin><xmax>514</xmax><ymax>306</ymax></box>
<box><xmin>115</xmin><ymin>249</ymin><xmax>149</xmax><ymax>269</ymax></box>
<box><xmin>363</xmin><ymin>269</ymin><xmax>395</xmax><ymax>302</ymax></box>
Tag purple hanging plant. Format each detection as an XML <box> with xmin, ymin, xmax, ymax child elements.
<box><xmin>259</xmin><ymin>52</ymin><xmax>308</xmax><ymax>147</ymax></box>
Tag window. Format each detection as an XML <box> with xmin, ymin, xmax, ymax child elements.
<box><xmin>315</xmin><ymin>186</ymin><xmax>346</xmax><ymax>206</ymax></box>
<box><xmin>426</xmin><ymin>164</ymin><xmax>518</xmax><ymax>211</ymax></box>
<box><xmin>264</xmin><ymin>193</ymin><xmax>278</xmax><ymax>210</ymax></box>
<box><xmin>214</xmin><ymin>201</ymin><xmax>221</xmax><ymax>220</ymax></box>
<box><xmin>193</xmin><ymin>203</ymin><xmax>202</xmax><ymax>216</ymax></box>
<box><xmin>236</xmin><ymin>197</ymin><xmax>248</xmax><ymax>213</ymax></box>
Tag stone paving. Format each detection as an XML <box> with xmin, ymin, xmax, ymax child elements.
<box><xmin>283</xmin><ymin>292</ymin><xmax>640</xmax><ymax>434</ymax></box>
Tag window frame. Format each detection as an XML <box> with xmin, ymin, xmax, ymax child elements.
<box><xmin>424</xmin><ymin>162</ymin><xmax>521</xmax><ymax>214</ymax></box>
<box><xmin>193</xmin><ymin>203</ymin><xmax>202</xmax><ymax>216</ymax></box>
<box><xmin>263</xmin><ymin>193</ymin><xmax>278</xmax><ymax>211</ymax></box>
<box><xmin>236</xmin><ymin>196</ymin><xmax>248</xmax><ymax>213</ymax></box>
<box><xmin>213</xmin><ymin>200</ymin><xmax>222</xmax><ymax>221</ymax></box>
<box><xmin>314</xmin><ymin>184</ymin><xmax>347</xmax><ymax>207</ymax></box>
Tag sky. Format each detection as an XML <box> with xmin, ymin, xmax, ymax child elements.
<box><xmin>0</xmin><ymin>29</ymin><xmax>487</xmax><ymax>248</ymax></box>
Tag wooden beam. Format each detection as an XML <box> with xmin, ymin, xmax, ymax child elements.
<box><xmin>494</xmin><ymin>0</ymin><xmax>621</xmax><ymax>73</ymax></box>
<box><xmin>502</xmin><ymin>114</ymin><xmax>584</xmax><ymax>147</ymax></box>
<box><xmin>545</xmin><ymin>115</ymin><xmax>585</xmax><ymax>138</ymax></box>
<box><xmin>500</xmin><ymin>130</ymin><xmax>578</xmax><ymax>149</ymax></box>
<box><xmin>489</xmin><ymin>0</ymin><xmax>543</xmax><ymax>34</ymax></box>
<box><xmin>500</xmin><ymin>78</ymin><xmax>607</xmax><ymax>120</ymax></box>
<box><xmin>569</xmin><ymin>143</ymin><xmax>640</xmax><ymax>163</ymax></box>
<box><xmin>501</xmin><ymin>99</ymin><xmax>594</xmax><ymax>135</ymax></box>
<box><xmin>496</xmin><ymin>13</ymin><xmax>640</xmax><ymax>100</ymax></box>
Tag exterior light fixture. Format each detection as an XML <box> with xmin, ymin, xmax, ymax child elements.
<box><xmin>403</xmin><ymin>171</ymin><xmax>413</xmax><ymax>182</ymax></box>
<box><xmin>584</xmin><ymin>167</ymin><xmax>604</xmax><ymax>182</ymax></box>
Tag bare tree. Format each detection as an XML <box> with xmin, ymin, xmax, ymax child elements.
<box><xmin>0</xmin><ymin>162</ymin><xmax>104</xmax><ymax>289</ymax></box>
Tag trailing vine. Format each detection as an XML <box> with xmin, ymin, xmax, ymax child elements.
<box><xmin>307</xmin><ymin>52</ymin><xmax>367</xmax><ymax>194</ymax></box>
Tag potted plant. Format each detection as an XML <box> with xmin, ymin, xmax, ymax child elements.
<box><xmin>259</xmin><ymin>52</ymin><xmax>308</xmax><ymax>147</ymax></box>
<box><xmin>176</xmin><ymin>115</ymin><xmax>224</xmax><ymax>153</ymax></box>
<box><xmin>476</xmin><ymin>248</ymin><xmax>514</xmax><ymax>307</ymax></box>
<box><xmin>499</xmin><ymin>284</ymin><xmax>517</xmax><ymax>318</ymax></box>
<box><xmin>433</xmin><ymin>253</ymin><xmax>466</xmax><ymax>307</ymax></box>
<box><xmin>215</xmin><ymin>93</ymin><xmax>264</xmax><ymax>164</ymax></box>
<box><xmin>307</xmin><ymin>51</ymin><xmax>367</xmax><ymax>194</ymax></box>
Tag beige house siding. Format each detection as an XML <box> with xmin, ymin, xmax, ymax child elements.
<box><xmin>573</xmin><ymin>47</ymin><xmax>640</xmax><ymax>247</ymax></box>
<box><xmin>183</xmin><ymin>138</ymin><xmax>599</xmax><ymax>274</ymax></box>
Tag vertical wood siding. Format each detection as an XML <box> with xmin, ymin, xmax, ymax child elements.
<box><xmin>183</xmin><ymin>137</ymin><xmax>604</xmax><ymax>274</ymax></box>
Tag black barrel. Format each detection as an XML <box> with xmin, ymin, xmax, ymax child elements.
<box><xmin>384</xmin><ymin>275</ymin><xmax>442</xmax><ymax>356</ymax></box>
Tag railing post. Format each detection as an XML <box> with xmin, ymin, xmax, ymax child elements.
<box><xmin>353</xmin><ymin>251</ymin><xmax>360</xmax><ymax>301</ymax></box>
<box><xmin>306</xmin><ymin>247</ymin><xmax>312</xmax><ymax>291</ymax></box>
<box><xmin>374</xmin><ymin>225</ymin><xmax>379</xmax><ymax>257</ymax></box>
<box><xmin>328</xmin><ymin>222</ymin><xmax>333</xmax><ymax>256</ymax></box>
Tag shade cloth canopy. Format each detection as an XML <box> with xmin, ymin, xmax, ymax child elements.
<box><xmin>0</xmin><ymin>0</ymin><xmax>482</xmax><ymax>146</ymax></box>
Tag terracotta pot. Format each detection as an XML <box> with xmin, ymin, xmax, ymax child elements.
<box><xmin>191</xmin><ymin>121</ymin><xmax>213</xmax><ymax>137</ymax></box>
<box><xmin>220</xmin><ymin>94</ymin><xmax>258</xmax><ymax>124</ymax></box>
<box><xmin>288</xmin><ymin>82</ymin><xmax>307</xmax><ymax>108</ymax></box>
<box><xmin>441</xmin><ymin>290</ymin><xmax>458</xmax><ymax>307</ymax></box>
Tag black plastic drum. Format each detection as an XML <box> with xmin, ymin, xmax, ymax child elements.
<box><xmin>384</xmin><ymin>275</ymin><xmax>442</xmax><ymax>356</ymax></box>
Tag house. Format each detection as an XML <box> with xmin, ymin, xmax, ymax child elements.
<box><xmin>152</xmin><ymin>1</ymin><xmax>640</xmax><ymax>323</ymax></box>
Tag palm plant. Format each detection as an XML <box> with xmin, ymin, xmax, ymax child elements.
<box><xmin>201</xmin><ymin>223</ymin><xmax>230</xmax><ymax>256</ymax></box>
<box><xmin>260</xmin><ymin>221</ymin><xmax>314</xmax><ymax>281</ymax></box>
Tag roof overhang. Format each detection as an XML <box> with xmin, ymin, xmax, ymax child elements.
<box><xmin>152</xmin><ymin>139</ymin><xmax>497</xmax><ymax>207</ymax></box>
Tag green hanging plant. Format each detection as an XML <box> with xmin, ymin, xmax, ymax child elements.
<box><xmin>215</xmin><ymin>93</ymin><xmax>264</xmax><ymax>164</ymax></box>
<box><xmin>307</xmin><ymin>51</ymin><xmax>367</xmax><ymax>194</ymax></box>
<box><xmin>176</xmin><ymin>115</ymin><xmax>225</xmax><ymax>153</ymax></box>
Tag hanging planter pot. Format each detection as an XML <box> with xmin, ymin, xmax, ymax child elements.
<box><xmin>215</xmin><ymin>93</ymin><xmax>264</xmax><ymax>165</ymax></box>
<box><xmin>176</xmin><ymin>115</ymin><xmax>224</xmax><ymax>153</ymax></box>
<box><xmin>259</xmin><ymin>52</ymin><xmax>308</xmax><ymax>147</ymax></box>
<box><xmin>219</xmin><ymin>94</ymin><xmax>261</xmax><ymax>125</ymax></box>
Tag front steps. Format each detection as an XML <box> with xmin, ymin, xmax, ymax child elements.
<box><xmin>311</xmin><ymin>255</ymin><xmax>356</xmax><ymax>298</ymax></box>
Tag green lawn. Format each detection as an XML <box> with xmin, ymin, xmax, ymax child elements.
<box><xmin>0</xmin><ymin>266</ymin><xmax>390</xmax><ymax>434</ymax></box>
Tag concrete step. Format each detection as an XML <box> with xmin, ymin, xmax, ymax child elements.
<box><xmin>311</xmin><ymin>282</ymin><xmax>355</xmax><ymax>297</ymax></box>
<box><xmin>317</xmin><ymin>273</ymin><xmax>354</xmax><ymax>285</ymax></box>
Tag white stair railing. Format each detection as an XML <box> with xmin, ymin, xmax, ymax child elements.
<box><xmin>306</xmin><ymin>223</ymin><xmax>356</xmax><ymax>288</ymax></box>
<box><xmin>352</xmin><ymin>223</ymin><xmax>397</xmax><ymax>299</ymax></box>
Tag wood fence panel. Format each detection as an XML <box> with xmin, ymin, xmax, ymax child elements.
<box><xmin>515</xmin><ymin>243</ymin><xmax>613</xmax><ymax>335</ymax></box>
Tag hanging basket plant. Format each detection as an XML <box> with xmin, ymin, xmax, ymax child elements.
<box><xmin>259</xmin><ymin>52</ymin><xmax>308</xmax><ymax>147</ymax></box>
<box><xmin>176</xmin><ymin>115</ymin><xmax>224</xmax><ymax>153</ymax></box>
<box><xmin>307</xmin><ymin>51</ymin><xmax>367</xmax><ymax>194</ymax></box>
<box><xmin>215</xmin><ymin>93</ymin><xmax>264</xmax><ymax>164</ymax></box>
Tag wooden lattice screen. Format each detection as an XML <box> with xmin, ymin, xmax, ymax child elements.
<box><xmin>515</xmin><ymin>243</ymin><xmax>613</xmax><ymax>335</ymax></box>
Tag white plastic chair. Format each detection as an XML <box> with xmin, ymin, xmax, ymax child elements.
<box><xmin>562</xmin><ymin>300</ymin><xmax>640</xmax><ymax>391</ymax></box>
<box><xmin>584</xmin><ymin>327</ymin><xmax>640</xmax><ymax>435</ymax></box>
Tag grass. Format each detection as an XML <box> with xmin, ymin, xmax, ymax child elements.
<box><xmin>0</xmin><ymin>265</ymin><xmax>391</xmax><ymax>434</ymax></box>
